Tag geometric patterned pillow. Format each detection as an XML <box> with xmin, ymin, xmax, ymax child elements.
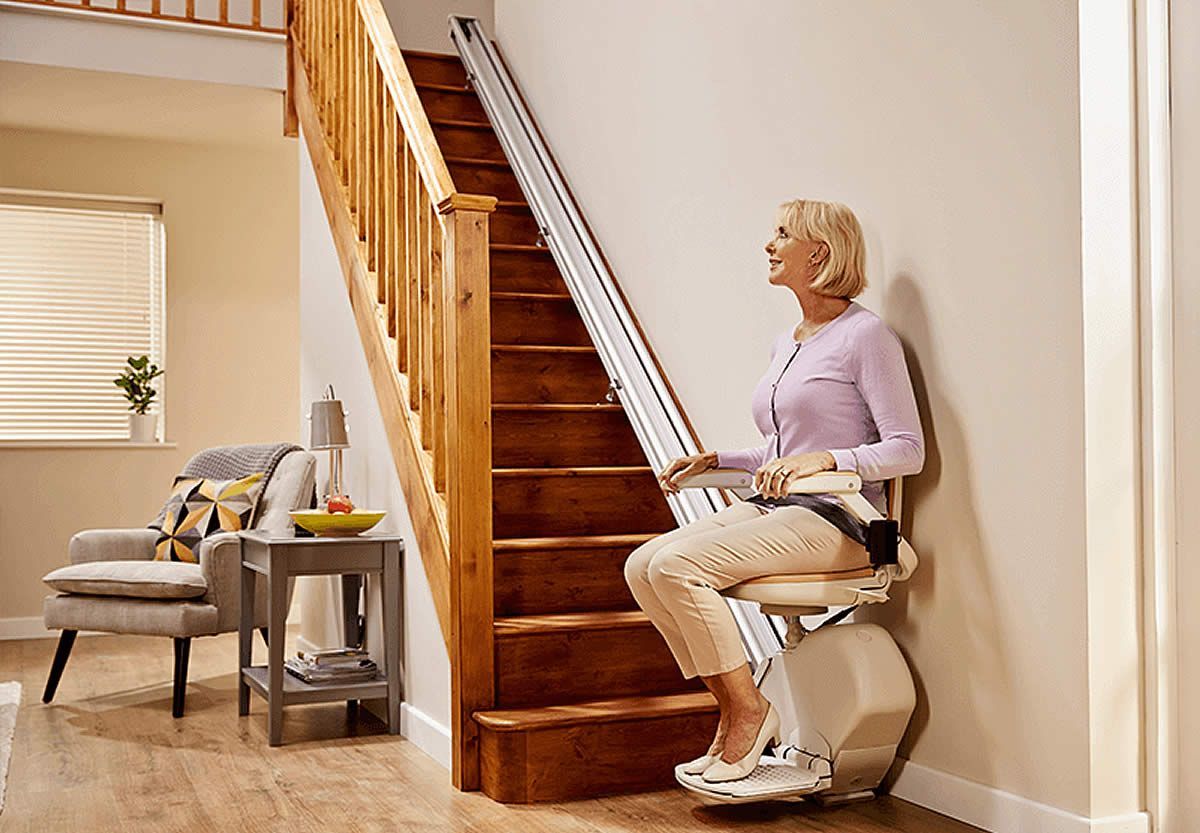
<box><xmin>150</xmin><ymin>472</ymin><xmax>266</xmax><ymax>563</ymax></box>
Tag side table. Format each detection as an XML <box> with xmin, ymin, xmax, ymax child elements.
<box><xmin>238</xmin><ymin>529</ymin><xmax>404</xmax><ymax>746</ymax></box>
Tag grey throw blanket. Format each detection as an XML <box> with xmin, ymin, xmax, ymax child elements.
<box><xmin>149</xmin><ymin>442</ymin><xmax>308</xmax><ymax>529</ymax></box>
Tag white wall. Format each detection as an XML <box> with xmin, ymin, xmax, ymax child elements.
<box><xmin>298</xmin><ymin>127</ymin><xmax>451</xmax><ymax>768</ymax></box>
<box><xmin>494</xmin><ymin>1</ymin><xmax>1140</xmax><ymax>828</ymax></box>
<box><xmin>1169</xmin><ymin>0</ymin><xmax>1200</xmax><ymax>826</ymax></box>
<box><xmin>380</xmin><ymin>0</ymin><xmax>493</xmax><ymax>54</ymax></box>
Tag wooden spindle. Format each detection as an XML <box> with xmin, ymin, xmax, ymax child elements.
<box><xmin>380</xmin><ymin>89</ymin><xmax>392</xmax><ymax>316</ymax></box>
<box><xmin>151</xmin><ymin>0</ymin><xmax>160</xmax><ymax>14</ymax></box>
<box><xmin>252</xmin><ymin>0</ymin><xmax>260</xmax><ymax>28</ymax></box>
<box><xmin>406</xmin><ymin>149</ymin><xmax>422</xmax><ymax>413</ymax></box>
<box><xmin>218</xmin><ymin>0</ymin><xmax>227</xmax><ymax>23</ymax></box>
<box><xmin>354</xmin><ymin>16</ymin><xmax>366</xmax><ymax>243</ymax></box>
<box><xmin>419</xmin><ymin>191</ymin><xmax>433</xmax><ymax>442</ymax></box>
<box><xmin>372</xmin><ymin>64</ymin><xmax>384</xmax><ymax>292</ymax></box>
<box><xmin>393</xmin><ymin>127</ymin><xmax>408</xmax><ymax>368</ymax></box>
<box><xmin>431</xmin><ymin>207</ymin><xmax>446</xmax><ymax>492</ymax></box>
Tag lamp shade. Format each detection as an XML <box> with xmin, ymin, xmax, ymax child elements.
<box><xmin>309</xmin><ymin>398</ymin><xmax>349</xmax><ymax>450</ymax></box>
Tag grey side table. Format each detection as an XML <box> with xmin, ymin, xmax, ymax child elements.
<box><xmin>237</xmin><ymin>529</ymin><xmax>403</xmax><ymax>746</ymax></box>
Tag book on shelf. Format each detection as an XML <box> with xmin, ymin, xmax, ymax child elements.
<box><xmin>285</xmin><ymin>650</ymin><xmax>378</xmax><ymax>684</ymax></box>
<box><xmin>296</xmin><ymin>647</ymin><xmax>370</xmax><ymax>666</ymax></box>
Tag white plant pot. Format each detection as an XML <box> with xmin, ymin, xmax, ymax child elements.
<box><xmin>129</xmin><ymin>412</ymin><xmax>157</xmax><ymax>443</ymax></box>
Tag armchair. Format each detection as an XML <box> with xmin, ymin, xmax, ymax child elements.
<box><xmin>41</xmin><ymin>445</ymin><xmax>317</xmax><ymax>717</ymax></box>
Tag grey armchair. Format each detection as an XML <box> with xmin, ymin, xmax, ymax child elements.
<box><xmin>41</xmin><ymin>445</ymin><xmax>317</xmax><ymax>717</ymax></box>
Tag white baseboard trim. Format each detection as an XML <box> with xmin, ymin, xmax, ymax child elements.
<box><xmin>0</xmin><ymin>617</ymin><xmax>63</xmax><ymax>641</ymax></box>
<box><xmin>399</xmin><ymin>702</ymin><xmax>451</xmax><ymax>771</ymax></box>
<box><xmin>890</xmin><ymin>758</ymin><xmax>1150</xmax><ymax>833</ymax></box>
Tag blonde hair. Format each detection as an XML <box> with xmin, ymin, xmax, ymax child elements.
<box><xmin>777</xmin><ymin>199</ymin><xmax>868</xmax><ymax>298</ymax></box>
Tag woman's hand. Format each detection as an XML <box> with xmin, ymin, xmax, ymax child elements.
<box><xmin>657</xmin><ymin>451</ymin><xmax>719</xmax><ymax>494</ymax></box>
<box><xmin>753</xmin><ymin>451</ymin><xmax>836</xmax><ymax>498</ymax></box>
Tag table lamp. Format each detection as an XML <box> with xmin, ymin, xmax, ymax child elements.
<box><xmin>308</xmin><ymin>385</ymin><xmax>350</xmax><ymax>502</ymax></box>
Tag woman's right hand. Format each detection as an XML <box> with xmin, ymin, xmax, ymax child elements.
<box><xmin>657</xmin><ymin>451</ymin><xmax>719</xmax><ymax>494</ymax></box>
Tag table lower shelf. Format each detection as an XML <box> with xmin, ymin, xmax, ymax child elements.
<box><xmin>241</xmin><ymin>666</ymin><xmax>389</xmax><ymax>705</ymax></box>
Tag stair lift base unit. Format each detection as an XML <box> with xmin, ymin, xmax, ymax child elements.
<box><xmin>674</xmin><ymin>622</ymin><xmax>915</xmax><ymax>803</ymax></box>
<box><xmin>672</xmin><ymin>470</ymin><xmax>919</xmax><ymax>805</ymax></box>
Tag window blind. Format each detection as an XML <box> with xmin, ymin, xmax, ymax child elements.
<box><xmin>0</xmin><ymin>193</ymin><xmax>166</xmax><ymax>441</ymax></box>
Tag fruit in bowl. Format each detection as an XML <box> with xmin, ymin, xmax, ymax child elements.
<box><xmin>290</xmin><ymin>506</ymin><xmax>386</xmax><ymax>537</ymax></box>
<box><xmin>326</xmin><ymin>494</ymin><xmax>354</xmax><ymax>514</ymax></box>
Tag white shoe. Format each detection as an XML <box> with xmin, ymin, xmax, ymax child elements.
<box><xmin>678</xmin><ymin>752</ymin><xmax>719</xmax><ymax>776</ymax></box>
<box><xmin>700</xmin><ymin>704</ymin><xmax>780</xmax><ymax>783</ymax></box>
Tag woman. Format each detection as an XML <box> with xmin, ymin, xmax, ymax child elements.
<box><xmin>624</xmin><ymin>199</ymin><xmax>924</xmax><ymax>784</ymax></box>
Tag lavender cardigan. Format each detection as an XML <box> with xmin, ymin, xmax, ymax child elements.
<box><xmin>715</xmin><ymin>301</ymin><xmax>925</xmax><ymax>514</ymax></box>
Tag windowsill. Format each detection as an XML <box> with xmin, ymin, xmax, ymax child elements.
<box><xmin>0</xmin><ymin>440</ymin><xmax>178</xmax><ymax>449</ymax></box>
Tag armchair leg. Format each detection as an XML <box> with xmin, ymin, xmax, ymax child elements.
<box><xmin>172</xmin><ymin>637</ymin><xmax>191</xmax><ymax>718</ymax></box>
<box><xmin>42</xmin><ymin>629</ymin><xmax>78</xmax><ymax>704</ymax></box>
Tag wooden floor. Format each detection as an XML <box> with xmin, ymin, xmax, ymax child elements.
<box><xmin>0</xmin><ymin>633</ymin><xmax>982</xmax><ymax>832</ymax></box>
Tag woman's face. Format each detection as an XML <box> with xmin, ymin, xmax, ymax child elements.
<box><xmin>765</xmin><ymin>224</ymin><xmax>827</xmax><ymax>289</ymax></box>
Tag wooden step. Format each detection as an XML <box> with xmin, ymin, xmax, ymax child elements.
<box><xmin>413</xmin><ymin>82</ymin><xmax>487</xmax><ymax>122</ymax></box>
<box><xmin>488</xmin><ymin>204</ymin><xmax>540</xmax><ymax>247</ymax></box>
<box><xmin>493</xmin><ymin>532</ymin><xmax>655</xmax><ymax>616</ymax></box>
<box><xmin>492</xmin><ymin>403</ymin><xmax>646</xmax><ymax>468</ymax></box>
<box><xmin>430</xmin><ymin>123</ymin><xmax>506</xmax><ymax>161</ymax></box>
<box><xmin>491</xmin><ymin>345</ymin><xmax>610</xmax><ymax>404</ymax></box>
<box><xmin>492</xmin><ymin>466</ymin><xmax>675</xmax><ymax>538</ymax></box>
<box><xmin>493</xmin><ymin>610</ymin><xmax>702</xmax><ymax>709</ymax></box>
<box><xmin>474</xmin><ymin>692</ymin><xmax>718</xmax><ymax>803</ymax></box>
<box><xmin>489</xmin><ymin>246</ymin><xmax>568</xmax><ymax>293</ymax></box>
<box><xmin>447</xmin><ymin>158</ymin><xmax>524</xmax><ymax>202</ymax></box>
<box><xmin>401</xmin><ymin>49</ymin><xmax>468</xmax><ymax>87</ymax></box>
<box><xmin>490</xmin><ymin>292</ymin><xmax>590</xmax><ymax>346</ymax></box>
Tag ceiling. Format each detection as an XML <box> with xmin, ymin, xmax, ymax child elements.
<box><xmin>0</xmin><ymin>60</ymin><xmax>287</xmax><ymax>146</ymax></box>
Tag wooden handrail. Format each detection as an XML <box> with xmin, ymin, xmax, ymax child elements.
<box><xmin>5</xmin><ymin>0</ymin><xmax>287</xmax><ymax>34</ymax></box>
<box><xmin>291</xmin><ymin>0</ymin><xmax>497</xmax><ymax>792</ymax></box>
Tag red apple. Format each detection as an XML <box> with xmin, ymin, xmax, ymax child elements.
<box><xmin>326</xmin><ymin>495</ymin><xmax>354</xmax><ymax>514</ymax></box>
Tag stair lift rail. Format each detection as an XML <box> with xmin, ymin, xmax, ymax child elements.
<box><xmin>447</xmin><ymin>14</ymin><xmax>784</xmax><ymax>666</ymax></box>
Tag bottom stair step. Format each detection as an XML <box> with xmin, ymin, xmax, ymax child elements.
<box><xmin>474</xmin><ymin>692</ymin><xmax>719</xmax><ymax>803</ymax></box>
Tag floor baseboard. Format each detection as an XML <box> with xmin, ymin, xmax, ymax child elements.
<box><xmin>0</xmin><ymin>617</ymin><xmax>61</xmax><ymax>641</ymax></box>
<box><xmin>890</xmin><ymin>758</ymin><xmax>1150</xmax><ymax>833</ymax></box>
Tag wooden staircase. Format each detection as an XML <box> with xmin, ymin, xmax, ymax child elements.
<box><xmin>290</xmin><ymin>1</ymin><xmax>717</xmax><ymax>804</ymax></box>
<box><xmin>407</xmin><ymin>50</ymin><xmax>719</xmax><ymax>804</ymax></box>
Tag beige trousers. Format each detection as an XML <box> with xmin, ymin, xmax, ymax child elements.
<box><xmin>624</xmin><ymin>500</ymin><xmax>870</xmax><ymax>679</ymax></box>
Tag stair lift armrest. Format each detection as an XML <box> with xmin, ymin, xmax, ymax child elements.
<box><xmin>675</xmin><ymin>469</ymin><xmax>864</xmax><ymax>494</ymax></box>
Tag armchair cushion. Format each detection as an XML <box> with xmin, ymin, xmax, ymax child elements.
<box><xmin>43</xmin><ymin>560</ymin><xmax>207</xmax><ymax>600</ymax></box>
<box><xmin>150</xmin><ymin>472</ymin><xmax>266</xmax><ymax>563</ymax></box>
<box><xmin>69</xmin><ymin>528</ymin><xmax>160</xmax><ymax>565</ymax></box>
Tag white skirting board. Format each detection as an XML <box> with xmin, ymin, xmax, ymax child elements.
<box><xmin>890</xmin><ymin>758</ymin><xmax>1150</xmax><ymax>833</ymax></box>
<box><xmin>296</xmin><ymin>634</ymin><xmax>451</xmax><ymax>770</ymax></box>
<box><xmin>0</xmin><ymin>617</ymin><xmax>65</xmax><ymax>641</ymax></box>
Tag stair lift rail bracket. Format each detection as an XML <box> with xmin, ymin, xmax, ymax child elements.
<box><xmin>448</xmin><ymin>14</ymin><xmax>783</xmax><ymax>666</ymax></box>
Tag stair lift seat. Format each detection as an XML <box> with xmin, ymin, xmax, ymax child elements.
<box><xmin>670</xmin><ymin>469</ymin><xmax>919</xmax><ymax>805</ymax></box>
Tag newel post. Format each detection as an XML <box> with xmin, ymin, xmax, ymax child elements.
<box><xmin>439</xmin><ymin>193</ymin><xmax>497</xmax><ymax>791</ymax></box>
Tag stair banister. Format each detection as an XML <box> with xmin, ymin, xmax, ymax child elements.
<box><xmin>448</xmin><ymin>15</ymin><xmax>784</xmax><ymax>666</ymax></box>
<box><xmin>292</xmin><ymin>0</ymin><xmax>499</xmax><ymax>790</ymax></box>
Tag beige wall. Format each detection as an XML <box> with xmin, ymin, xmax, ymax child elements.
<box><xmin>495</xmin><ymin>0</ymin><xmax>1100</xmax><ymax>819</ymax></box>
<box><xmin>0</xmin><ymin>125</ymin><xmax>299</xmax><ymax>625</ymax></box>
<box><xmin>1170</xmin><ymin>0</ymin><xmax>1200</xmax><ymax>825</ymax></box>
<box><xmin>380</xmin><ymin>0</ymin><xmax>493</xmax><ymax>54</ymax></box>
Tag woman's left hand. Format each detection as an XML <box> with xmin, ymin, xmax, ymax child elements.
<box><xmin>753</xmin><ymin>451</ymin><xmax>837</xmax><ymax>498</ymax></box>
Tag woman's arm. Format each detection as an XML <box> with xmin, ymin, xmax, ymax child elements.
<box><xmin>827</xmin><ymin>321</ymin><xmax>925</xmax><ymax>480</ymax></box>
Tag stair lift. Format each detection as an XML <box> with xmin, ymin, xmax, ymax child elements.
<box><xmin>671</xmin><ymin>469</ymin><xmax>918</xmax><ymax>805</ymax></box>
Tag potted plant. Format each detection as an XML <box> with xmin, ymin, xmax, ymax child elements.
<box><xmin>113</xmin><ymin>355</ymin><xmax>164</xmax><ymax>442</ymax></box>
